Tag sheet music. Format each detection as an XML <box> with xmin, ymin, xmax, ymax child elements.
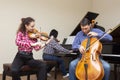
<box><xmin>65</xmin><ymin>36</ymin><xmax>75</xmax><ymax>44</ymax></box>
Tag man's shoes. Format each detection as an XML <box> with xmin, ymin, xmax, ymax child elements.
<box><xmin>47</xmin><ymin>73</ymin><xmax>51</xmax><ymax>77</ymax></box>
<box><xmin>63</xmin><ymin>73</ymin><xmax>69</xmax><ymax>78</ymax></box>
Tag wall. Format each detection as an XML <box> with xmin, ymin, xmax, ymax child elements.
<box><xmin>0</xmin><ymin>0</ymin><xmax>91</xmax><ymax>73</ymax></box>
<box><xmin>92</xmin><ymin>0</ymin><xmax>120</xmax><ymax>30</ymax></box>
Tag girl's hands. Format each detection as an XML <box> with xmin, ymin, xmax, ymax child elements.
<box><xmin>30</xmin><ymin>42</ymin><xmax>42</xmax><ymax>47</ymax></box>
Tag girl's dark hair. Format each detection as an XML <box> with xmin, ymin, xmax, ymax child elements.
<box><xmin>49</xmin><ymin>29</ymin><xmax>58</xmax><ymax>38</ymax></box>
<box><xmin>17</xmin><ymin>17</ymin><xmax>35</xmax><ymax>34</ymax></box>
<box><xmin>80</xmin><ymin>18</ymin><xmax>91</xmax><ymax>27</ymax></box>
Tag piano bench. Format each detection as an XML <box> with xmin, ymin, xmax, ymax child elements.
<box><xmin>2</xmin><ymin>60</ymin><xmax>58</xmax><ymax>80</ymax></box>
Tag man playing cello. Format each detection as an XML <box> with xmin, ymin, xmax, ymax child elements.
<box><xmin>69</xmin><ymin>18</ymin><xmax>113</xmax><ymax>80</ymax></box>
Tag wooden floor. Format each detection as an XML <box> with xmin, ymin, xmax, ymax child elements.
<box><xmin>0</xmin><ymin>71</ymin><xmax>69</xmax><ymax>80</ymax></box>
<box><xmin>0</xmin><ymin>71</ymin><xmax>119</xmax><ymax>80</ymax></box>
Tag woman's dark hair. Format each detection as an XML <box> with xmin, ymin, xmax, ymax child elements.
<box><xmin>80</xmin><ymin>18</ymin><xmax>91</xmax><ymax>27</ymax></box>
<box><xmin>49</xmin><ymin>29</ymin><xmax>58</xmax><ymax>38</ymax></box>
<box><xmin>17</xmin><ymin>17</ymin><xmax>35</xmax><ymax>34</ymax></box>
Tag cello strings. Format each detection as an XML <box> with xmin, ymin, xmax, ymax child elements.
<box><xmin>85</xmin><ymin>29</ymin><xmax>112</xmax><ymax>51</ymax></box>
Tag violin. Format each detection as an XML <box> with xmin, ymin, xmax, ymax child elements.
<box><xmin>28</xmin><ymin>28</ymin><xmax>49</xmax><ymax>41</ymax></box>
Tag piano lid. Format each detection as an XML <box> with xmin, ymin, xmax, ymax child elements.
<box><xmin>101</xmin><ymin>24</ymin><xmax>120</xmax><ymax>54</ymax></box>
<box><xmin>70</xmin><ymin>11</ymin><xmax>99</xmax><ymax>36</ymax></box>
<box><xmin>110</xmin><ymin>24</ymin><xmax>120</xmax><ymax>43</ymax></box>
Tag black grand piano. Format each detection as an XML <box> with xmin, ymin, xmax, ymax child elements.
<box><xmin>61</xmin><ymin>12</ymin><xmax>120</xmax><ymax>80</ymax></box>
<box><xmin>62</xmin><ymin>11</ymin><xmax>120</xmax><ymax>63</ymax></box>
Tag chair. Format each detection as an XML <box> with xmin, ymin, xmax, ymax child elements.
<box><xmin>2</xmin><ymin>60</ymin><xmax>58</xmax><ymax>80</ymax></box>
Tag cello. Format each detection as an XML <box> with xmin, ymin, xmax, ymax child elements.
<box><xmin>75</xmin><ymin>29</ymin><xmax>112</xmax><ymax>80</ymax></box>
<box><xmin>75</xmin><ymin>37</ymin><xmax>104</xmax><ymax>80</ymax></box>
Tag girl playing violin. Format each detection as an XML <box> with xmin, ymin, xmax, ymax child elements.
<box><xmin>11</xmin><ymin>17</ymin><xmax>50</xmax><ymax>80</ymax></box>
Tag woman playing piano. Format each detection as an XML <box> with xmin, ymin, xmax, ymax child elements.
<box><xmin>42</xmin><ymin>29</ymin><xmax>72</xmax><ymax>78</ymax></box>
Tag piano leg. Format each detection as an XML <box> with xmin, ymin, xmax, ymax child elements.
<box><xmin>114</xmin><ymin>64</ymin><xmax>119</xmax><ymax>80</ymax></box>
